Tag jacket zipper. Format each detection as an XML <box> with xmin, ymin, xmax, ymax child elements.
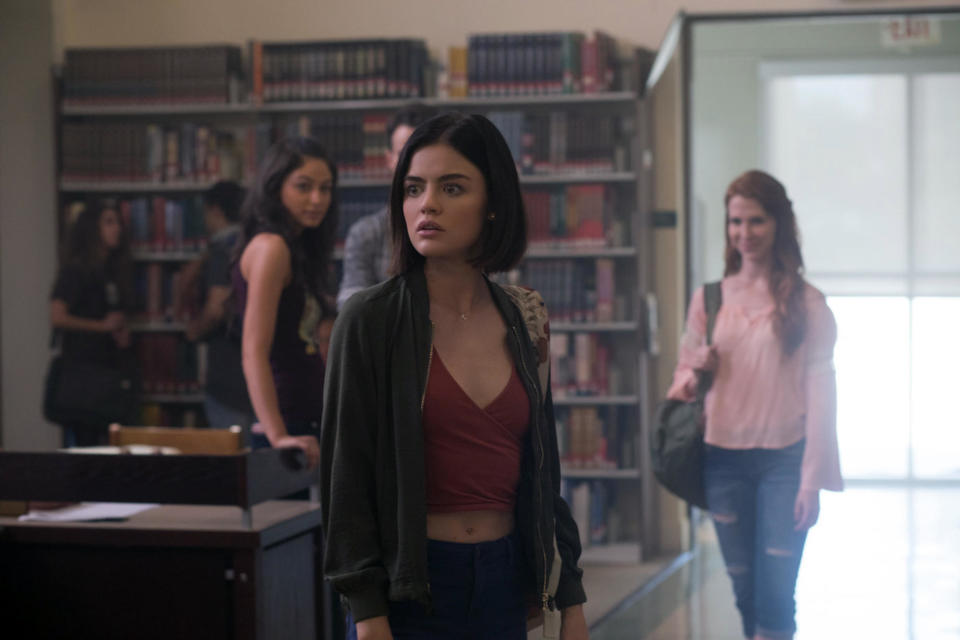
<box><xmin>512</xmin><ymin>324</ymin><xmax>551</xmax><ymax>611</ymax></box>
<box><xmin>421</xmin><ymin>322</ymin><xmax>434</xmax><ymax>413</ymax></box>
<box><xmin>420</xmin><ymin>321</ymin><xmax>434</xmax><ymax>609</ymax></box>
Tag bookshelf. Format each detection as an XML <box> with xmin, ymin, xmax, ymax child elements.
<box><xmin>55</xmin><ymin>35</ymin><xmax>656</xmax><ymax>562</ymax></box>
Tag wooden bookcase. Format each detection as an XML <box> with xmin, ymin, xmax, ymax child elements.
<box><xmin>55</xmin><ymin>40</ymin><xmax>658</xmax><ymax>562</ymax></box>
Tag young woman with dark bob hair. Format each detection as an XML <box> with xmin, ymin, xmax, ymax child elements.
<box><xmin>233</xmin><ymin>136</ymin><xmax>338</xmax><ymax>468</ymax></box>
<box><xmin>320</xmin><ymin>113</ymin><xmax>589</xmax><ymax>640</ymax></box>
<box><xmin>667</xmin><ymin>170</ymin><xmax>843</xmax><ymax>640</ymax></box>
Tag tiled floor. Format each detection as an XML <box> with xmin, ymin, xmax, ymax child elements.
<box><xmin>590</xmin><ymin>487</ymin><xmax>960</xmax><ymax>640</ymax></box>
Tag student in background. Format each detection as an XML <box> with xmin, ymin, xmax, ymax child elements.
<box><xmin>667</xmin><ymin>170</ymin><xmax>843</xmax><ymax>640</ymax></box>
<box><xmin>336</xmin><ymin>102</ymin><xmax>438</xmax><ymax>310</ymax></box>
<box><xmin>49</xmin><ymin>200</ymin><xmax>133</xmax><ymax>447</ymax></box>
<box><xmin>180</xmin><ymin>180</ymin><xmax>255</xmax><ymax>433</ymax></box>
<box><xmin>321</xmin><ymin>113</ymin><xmax>588</xmax><ymax>640</ymax></box>
<box><xmin>233</xmin><ymin>137</ymin><xmax>338</xmax><ymax>468</ymax></box>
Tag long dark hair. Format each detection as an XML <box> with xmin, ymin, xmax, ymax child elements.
<box><xmin>62</xmin><ymin>199</ymin><xmax>133</xmax><ymax>306</ymax></box>
<box><xmin>723</xmin><ymin>170</ymin><xmax>806</xmax><ymax>355</ymax></box>
<box><xmin>236</xmin><ymin>136</ymin><xmax>339</xmax><ymax>316</ymax></box>
<box><xmin>390</xmin><ymin>112</ymin><xmax>527</xmax><ymax>275</ymax></box>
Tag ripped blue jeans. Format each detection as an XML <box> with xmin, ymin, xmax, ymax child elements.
<box><xmin>705</xmin><ymin>440</ymin><xmax>807</xmax><ymax>640</ymax></box>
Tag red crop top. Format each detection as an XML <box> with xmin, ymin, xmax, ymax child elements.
<box><xmin>422</xmin><ymin>350</ymin><xmax>530</xmax><ymax>513</ymax></box>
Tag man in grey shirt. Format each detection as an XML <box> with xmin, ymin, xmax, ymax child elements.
<box><xmin>182</xmin><ymin>181</ymin><xmax>255</xmax><ymax>434</ymax></box>
<box><xmin>337</xmin><ymin>103</ymin><xmax>438</xmax><ymax>309</ymax></box>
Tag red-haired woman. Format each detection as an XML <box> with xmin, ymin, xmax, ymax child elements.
<box><xmin>667</xmin><ymin>170</ymin><xmax>842</xmax><ymax>640</ymax></box>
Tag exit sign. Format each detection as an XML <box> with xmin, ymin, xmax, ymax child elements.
<box><xmin>883</xmin><ymin>16</ymin><xmax>941</xmax><ymax>47</ymax></box>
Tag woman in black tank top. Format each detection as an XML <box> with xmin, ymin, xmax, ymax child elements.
<box><xmin>233</xmin><ymin>137</ymin><xmax>338</xmax><ymax>469</ymax></box>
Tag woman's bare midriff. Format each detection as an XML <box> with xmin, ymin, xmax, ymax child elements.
<box><xmin>427</xmin><ymin>510</ymin><xmax>515</xmax><ymax>543</ymax></box>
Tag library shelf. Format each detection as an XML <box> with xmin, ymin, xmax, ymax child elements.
<box><xmin>56</xmin><ymin>43</ymin><xmax>658</xmax><ymax>556</ymax></box>
<box><xmin>61</xmin><ymin>173</ymin><xmax>636</xmax><ymax>193</ymax></box>
<box><xmin>61</xmin><ymin>102</ymin><xmax>255</xmax><ymax>117</ymax></box>
<box><xmin>141</xmin><ymin>393</ymin><xmax>205</xmax><ymax>405</ymax></box>
<box><xmin>59</xmin><ymin>92</ymin><xmax>638</xmax><ymax>117</ymax></box>
<box><xmin>519</xmin><ymin>172</ymin><xmax>636</xmax><ymax>185</ymax></box>
<box><xmin>524</xmin><ymin>246</ymin><xmax>636</xmax><ymax>259</ymax></box>
<box><xmin>60</xmin><ymin>181</ymin><xmax>217</xmax><ymax>193</ymax></box>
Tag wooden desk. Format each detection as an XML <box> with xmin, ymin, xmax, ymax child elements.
<box><xmin>0</xmin><ymin>501</ymin><xmax>326</xmax><ymax>640</ymax></box>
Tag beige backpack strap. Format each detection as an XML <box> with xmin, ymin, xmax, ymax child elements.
<box><xmin>503</xmin><ymin>285</ymin><xmax>551</xmax><ymax>393</ymax></box>
<box><xmin>541</xmin><ymin>537</ymin><xmax>563</xmax><ymax>639</ymax></box>
<box><xmin>504</xmin><ymin>285</ymin><xmax>565</xmax><ymax>638</ymax></box>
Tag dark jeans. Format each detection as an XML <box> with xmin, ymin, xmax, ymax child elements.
<box><xmin>705</xmin><ymin>440</ymin><xmax>807</xmax><ymax>640</ymax></box>
<box><xmin>345</xmin><ymin>532</ymin><xmax>528</xmax><ymax>640</ymax></box>
<box><xmin>61</xmin><ymin>423</ymin><xmax>108</xmax><ymax>448</ymax></box>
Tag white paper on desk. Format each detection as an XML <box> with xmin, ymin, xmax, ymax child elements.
<box><xmin>18</xmin><ymin>502</ymin><xmax>158</xmax><ymax>522</ymax></box>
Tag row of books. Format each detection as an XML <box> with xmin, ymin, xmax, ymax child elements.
<box><xmin>61</xmin><ymin>122</ymin><xmax>242</xmax><ymax>184</ymax></box>
<box><xmin>134</xmin><ymin>335</ymin><xmax>203</xmax><ymax>394</ymax></box>
<box><xmin>251</xmin><ymin>39</ymin><xmax>429</xmax><ymax>102</ymax></box>
<box><xmin>62</xmin><ymin>46</ymin><xmax>244</xmax><ymax>106</ymax></box>
<box><xmin>121</xmin><ymin>196</ymin><xmax>208</xmax><ymax>252</ymax></box>
<box><xmin>280</xmin><ymin>114</ymin><xmax>392</xmax><ymax>179</ymax></box>
<box><xmin>515</xmin><ymin>258</ymin><xmax>618</xmax><ymax>323</ymax></box>
<box><xmin>487</xmin><ymin>110</ymin><xmax>623</xmax><ymax>175</ymax></box>
<box><xmin>463</xmin><ymin>31</ymin><xmax>618</xmax><ymax>97</ymax></box>
<box><xmin>87</xmin><ymin>184</ymin><xmax>624</xmax><ymax>257</ymax></box>
<box><xmin>550</xmin><ymin>332</ymin><xmax>615</xmax><ymax>397</ymax></box>
<box><xmin>133</xmin><ymin>263</ymin><xmax>200</xmax><ymax>323</ymax></box>
<box><xmin>565</xmin><ymin>480</ymin><xmax>613</xmax><ymax>547</ymax></box>
<box><xmin>61</xmin><ymin>110</ymin><xmax>629</xmax><ymax>186</ymax></box>
<box><xmin>558</xmin><ymin>407</ymin><xmax>618</xmax><ymax>470</ymax></box>
<box><xmin>62</xmin><ymin>34</ymin><xmax>627</xmax><ymax>108</ymax></box>
<box><xmin>522</xmin><ymin>185</ymin><xmax>622</xmax><ymax>248</ymax></box>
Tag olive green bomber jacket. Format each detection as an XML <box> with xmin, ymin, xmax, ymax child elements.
<box><xmin>319</xmin><ymin>266</ymin><xmax>586</xmax><ymax>622</ymax></box>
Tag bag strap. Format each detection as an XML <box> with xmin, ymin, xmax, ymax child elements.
<box><xmin>704</xmin><ymin>280</ymin><xmax>722</xmax><ymax>345</ymax></box>
<box><xmin>697</xmin><ymin>281</ymin><xmax>723</xmax><ymax>398</ymax></box>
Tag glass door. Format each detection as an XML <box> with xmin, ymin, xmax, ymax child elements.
<box><xmin>763</xmin><ymin>64</ymin><xmax>960</xmax><ymax>480</ymax></box>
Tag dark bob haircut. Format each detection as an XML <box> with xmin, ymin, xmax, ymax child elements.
<box><xmin>389</xmin><ymin>112</ymin><xmax>527</xmax><ymax>274</ymax></box>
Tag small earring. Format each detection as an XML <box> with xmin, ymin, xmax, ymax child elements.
<box><xmin>487</xmin><ymin>213</ymin><xmax>496</xmax><ymax>221</ymax></box>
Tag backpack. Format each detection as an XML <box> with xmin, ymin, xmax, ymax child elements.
<box><xmin>649</xmin><ymin>281</ymin><xmax>722</xmax><ymax>509</ymax></box>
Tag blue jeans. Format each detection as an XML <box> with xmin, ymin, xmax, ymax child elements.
<box><xmin>705</xmin><ymin>440</ymin><xmax>807</xmax><ymax>639</ymax></box>
<box><xmin>345</xmin><ymin>532</ymin><xmax>528</xmax><ymax>640</ymax></box>
<box><xmin>61</xmin><ymin>423</ymin><xmax>108</xmax><ymax>448</ymax></box>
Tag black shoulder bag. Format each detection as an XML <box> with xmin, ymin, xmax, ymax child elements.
<box><xmin>649</xmin><ymin>281</ymin><xmax>722</xmax><ymax>509</ymax></box>
<box><xmin>42</xmin><ymin>330</ymin><xmax>139</xmax><ymax>427</ymax></box>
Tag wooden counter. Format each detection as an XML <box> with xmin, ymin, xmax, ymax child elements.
<box><xmin>0</xmin><ymin>501</ymin><xmax>326</xmax><ymax>639</ymax></box>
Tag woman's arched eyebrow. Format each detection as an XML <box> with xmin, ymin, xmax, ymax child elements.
<box><xmin>404</xmin><ymin>173</ymin><xmax>472</xmax><ymax>183</ymax></box>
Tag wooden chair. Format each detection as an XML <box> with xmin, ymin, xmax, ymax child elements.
<box><xmin>108</xmin><ymin>424</ymin><xmax>244</xmax><ymax>455</ymax></box>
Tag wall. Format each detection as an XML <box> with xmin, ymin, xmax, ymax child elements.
<box><xmin>53</xmin><ymin>0</ymin><xmax>960</xmax><ymax>62</ymax></box>
<box><xmin>690</xmin><ymin>13</ymin><xmax>960</xmax><ymax>285</ymax></box>
<box><xmin>0</xmin><ymin>0</ymin><xmax>59</xmax><ymax>450</ymax></box>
